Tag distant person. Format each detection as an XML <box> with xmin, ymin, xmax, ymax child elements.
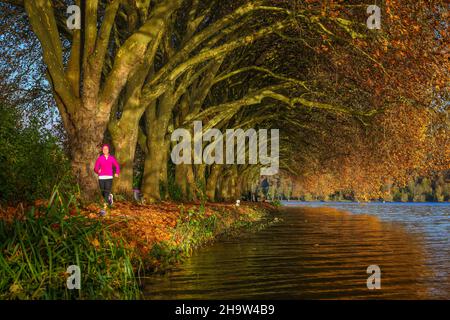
<box><xmin>94</xmin><ymin>144</ymin><xmax>120</xmax><ymax>215</ymax></box>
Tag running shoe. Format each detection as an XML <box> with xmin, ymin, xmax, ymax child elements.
<box><xmin>108</xmin><ymin>193</ymin><xmax>114</xmax><ymax>206</ymax></box>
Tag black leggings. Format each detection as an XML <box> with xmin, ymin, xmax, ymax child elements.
<box><xmin>98</xmin><ymin>178</ymin><xmax>113</xmax><ymax>202</ymax></box>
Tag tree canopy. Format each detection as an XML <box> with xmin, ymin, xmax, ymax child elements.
<box><xmin>0</xmin><ymin>0</ymin><xmax>448</xmax><ymax>203</ymax></box>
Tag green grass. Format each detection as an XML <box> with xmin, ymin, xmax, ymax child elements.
<box><xmin>270</xmin><ymin>199</ymin><xmax>282</xmax><ymax>207</ymax></box>
<box><xmin>0</xmin><ymin>186</ymin><xmax>143</xmax><ymax>300</ymax></box>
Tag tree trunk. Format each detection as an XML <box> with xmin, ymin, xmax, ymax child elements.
<box><xmin>195</xmin><ymin>163</ymin><xmax>206</xmax><ymax>196</ymax></box>
<box><xmin>175</xmin><ymin>164</ymin><xmax>187</xmax><ymax>199</ymax></box>
<box><xmin>206</xmin><ymin>164</ymin><xmax>221</xmax><ymax>201</ymax></box>
<box><xmin>109</xmin><ymin>109</ymin><xmax>143</xmax><ymax>197</ymax></box>
<box><xmin>141</xmin><ymin>91</ymin><xmax>174</xmax><ymax>202</ymax></box>
<box><xmin>185</xmin><ymin>164</ymin><xmax>196</xmax><ymax>200</ymax></box>
<box><xmin>142</xmin><ymin>129</ymin><xmax>168</xmax><ymax>202</ymax></box>
<box><xmin>219</xmin><ymin>170</ymin><xmax>233</xmax><ymax>202</ymax></box>
<box><xmin>159</xmin><ymin>136</ymin><xmax>170</xmax><ymax>200</ymax></box>
<box><xmin>69</xmin><ymin>112</ymin><xmax>107</xmax><ymax>204</ymax></box>
<box><xmin>231</xmin><ymin>166</ymin><xmax>239</xmax><ymax>199</ymax></box>
<box><xmin>234</xmin><ymin>168</ymin><xmax>242</xmax><ymax>200</ymax></box>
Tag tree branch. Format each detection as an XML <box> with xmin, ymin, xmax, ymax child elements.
<box><xmin>24</xmin><ymin>0</ymin><xmax>78</xmax><ymax>112</ymax></box>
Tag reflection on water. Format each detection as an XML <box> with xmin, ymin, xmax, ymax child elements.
<box><xmin>144</xmin><ymin>202</ymin><xmax>450</xmax><ymax>299</ymax></box>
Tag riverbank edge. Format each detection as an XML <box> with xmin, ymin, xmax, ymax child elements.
<box><xmin>86</xmin><ymin>200</ymin><xmax>279</xmax><ymax>298</ymax></box>
<box><xmin>142</xmin><ymin>202</ymin><xmax>278</xmax><ymax>274</ymax></box>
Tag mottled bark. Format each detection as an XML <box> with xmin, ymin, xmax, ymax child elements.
<box><xmin>159</xmin><ymin>136</ymin><xmax>170</xmax><ymax>200</ymax></box>
<box><xmin>227</xmin><ymin>166</ymin><xmax>239</xmax><ymax>200</ymax></box>
<box><xmin>206</xmin><ymin>164</ymin><xmax>222</xmax><ymax>201</ymax></box>
<box><xmin>195</xmin><ymin>164</ymin><xmax>206</xmax><ymax>191</ymax></box>
<box><xmin>142</xmin><ymin>135</ymin><xmax>167</xmax><ymax>202</ymax></box>
<box><xmin>174</xmin><ymin>164</ymin><xmax>187</xmax><ymax>199</ymax></box>
<box><xmin>141</xmin><ymin>90</ymin><xmax>174</xmax><ymax>201</ymax></box>
<box><xmin>69</xmin><ymin>110</ymin><xmax>105</xmax><ymax>203</ymax></box>
<box><xmin>233</xmin><ymin>167</ymin><xmax>242</xmax><ymax>199</ymax></box>
<box><xmin>109</xmin><ymin>108</ymin><xmax>142</xmax><ymax>197</ymax></box>
<box><xmin>175</xmin><ymin>164</ymin><xmax>196</xmax><ymax>201</ymax></box>
<box><xmin>219</xmin><ymin>173</ymin><xmax>231</xmax><ymax>202</ymax></box>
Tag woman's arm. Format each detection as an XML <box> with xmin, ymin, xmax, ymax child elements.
<box><xmin>112</xmin><ymin>156</ymin><xmax>120</xmax><ymax>175</ymax></box>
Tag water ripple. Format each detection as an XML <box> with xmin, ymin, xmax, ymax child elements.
<box><xmin>144</xmin><ymin>202</ymin><xmax>450</xmax><ymax>299</ymax></box>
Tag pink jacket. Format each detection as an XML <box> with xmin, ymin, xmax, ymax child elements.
<box><xmin>94</xmin><ymin>154</ymin><xmax>120</xmax><ymax>177</ymax></box>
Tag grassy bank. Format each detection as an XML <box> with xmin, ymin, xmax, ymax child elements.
<box><xmin>0</xmin><ymin>188</ymin><xmax>275</xmax><ymax>299</ymax></box>
<box><xmin>145</xmin><ymin>202</ymin><xmax>276</xmax><ymax>272</ymax></box>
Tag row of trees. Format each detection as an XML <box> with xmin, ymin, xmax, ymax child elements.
<box><xmin>271</xmin><ymin>173</ymin><xmax>450</xmax><ymax>202</ymax></box>
<box><xmin>387</xmin><ymin>175</ymin><xmax>450</xmax><ymax>203</ymax></box>
<box><xmin>0</xmin><ymin>0</ymin><xmax>448</xmax><ymax>204</ymax></box>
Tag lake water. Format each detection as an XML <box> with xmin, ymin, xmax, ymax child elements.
<box><xmin>144</xmin><ymin>202</ymin><xmax>449</xmax><ymax>299</ymax></box>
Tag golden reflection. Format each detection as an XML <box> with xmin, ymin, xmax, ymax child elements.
<box><xmin>146</xmin><ymin>206</ymin><xmax>439</xmax><ymax>299</ymax></box>
<box><xmin>289</xmin><ymin>206</ymin><xmax>432</xmax><ymax>299</ymax></box>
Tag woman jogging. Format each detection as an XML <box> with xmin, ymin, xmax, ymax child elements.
<box><xmin>94</xmin><ymin>143</ymin><xmax>120</xmax><ymax>215</ymax></box>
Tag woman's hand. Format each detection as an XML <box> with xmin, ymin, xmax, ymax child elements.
<box><xmin>114</xmin><ymin>173</ymin><xmax>119</xmax><ymax>178</ymax></box>
<box><xmin>98</xmin><ymin>169</ymin><xmax>101</xmax><ymax>174</ymax></box>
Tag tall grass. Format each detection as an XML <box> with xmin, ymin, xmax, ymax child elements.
<box><xmin>0</xmin><ymin>185</ymin><xmax>143</xmax><ymax>300</ymax></box>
